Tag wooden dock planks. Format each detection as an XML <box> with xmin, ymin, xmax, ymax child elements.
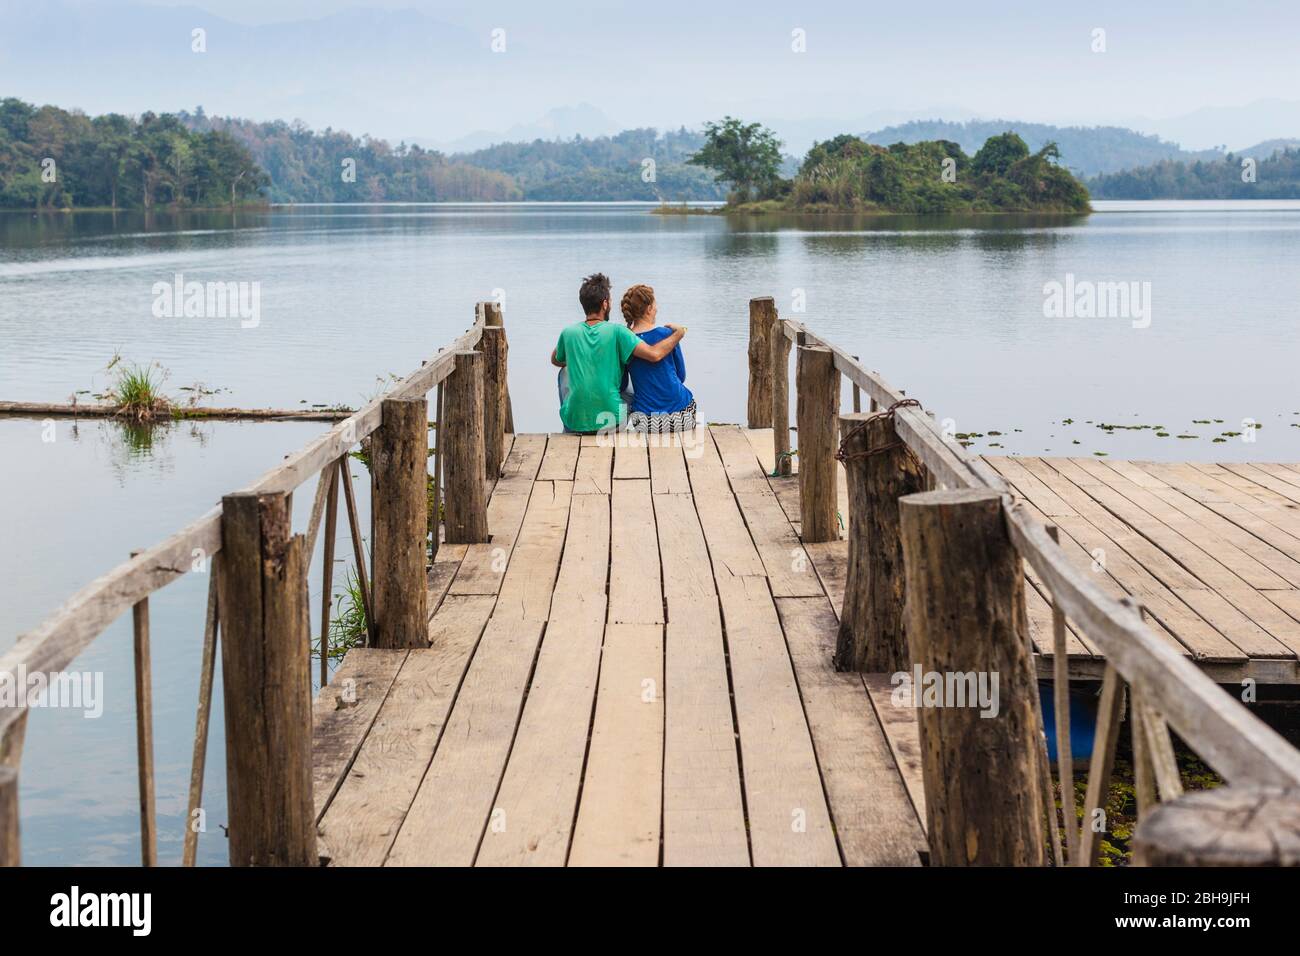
<box><xmin>313</xmin><ymin>429</ymin><xmax>1300</xmax><ymax>867</ymax></box>
<box><xmin>449</xmin><ymin>434</ymin><xmax>546</xmax><ymax>595</ymax></box>
<box><xmin>384</xmin><ymin>477</ymin><xmax>574</xmax><ymax>866</ymax></box>
<box><xmin>317</xmin><ymin>595</ymin><xmax>496</xmax><ymax>866</ymax></box>
<box><xmin>476</xmin><ymin>492</ymin><xmax>610</xmax><ymax>866</ymax></box>
<box><xmin>654</xmin><ymin>487</ymin><xmax>749</xmax><ymax>866</ymax></box>
<box><xmin>568</xmin><ymin>623</ymin><xmax>664</xmax><ymax>866</ymax></box>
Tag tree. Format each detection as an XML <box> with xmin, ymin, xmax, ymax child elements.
<box><xmin>971</xmin><ymin>132</ymin><xmax>1031</xmax><ymax>177</ymax></box>
<box><xmin>688</xmin><ymin>117</ymin><xmax>785</xmax><ymax>202</ymax></box>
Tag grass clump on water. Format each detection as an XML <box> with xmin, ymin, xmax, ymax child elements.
<box><xmin>105</xmin><ymin>355</ymin><xmax>172</xmax><ymax>423</ymax></box>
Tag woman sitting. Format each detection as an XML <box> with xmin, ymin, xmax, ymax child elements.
<box><xmin>620</xmin><ymin>283</ymin><xmax>697</xmax><ymax>434</ymax></box>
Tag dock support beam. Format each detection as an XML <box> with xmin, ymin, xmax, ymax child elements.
<box><xmin>481</xmin><ymin>301</ymin><xmax>510</xmax><ymax>478</ymax></box>
<box><xmin>796</xmin><ymin>344</ymin><xmax>839</xmax><ymax>543</ymax></box>
<box><xmin>218</xmin><ymin>491</ymin><xmax>316</xmax><ymax>866</ymax></box>
<box><xmin>747</xmin><ymin>297</ymin><xmax>776</xmax><ymax>428</ymax></box>
<box><xmin>443</xmin><ymin>350</ymin><xmax>489</xmax><ymax>544</ymax></box>
<box><xmin>371</xmin><ymin>396</ymin><xmax>430</xmax><ymax>648</ymax></box>
<box><xmin>835</xmin><ymin>411</ymin><xmax>926</xmax><ymax>672</ymax></box>
<box><xmin>770</xmin><ymin>310</ymin><xmax>792</xmax><ymax>477</ymax></box>
<box><xmin>1133</xmin><ymin>785</ymin><xmax>1300</xmax><ymax>865</ymax></box>
<box><xmin>899</xmin><ymin>489</ymin><xmax>1046</xmax><ymax>866</ymax></box>
<box><xmin>0</xmin><ymin>767</ymin><xmax>18</xmax><ymax>866</ymax></box>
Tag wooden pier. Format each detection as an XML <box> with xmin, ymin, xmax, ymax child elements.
<box><xmin>5</xmin><ymin>295</ymin><xmax>1300</xmax><ymax>868</ymax></box>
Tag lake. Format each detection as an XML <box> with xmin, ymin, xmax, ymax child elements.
<box><xmin>3</xmin><ymin>200</ymin><xmax>1299</xmax><ymax>864</ymax></box>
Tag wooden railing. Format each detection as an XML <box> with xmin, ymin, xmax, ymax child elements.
<box><xmin>750</xmin><ymin>296</ymin><xmax>1300</xmax><ymax>866</ymax></box>
<box><xmin>0</xmin><ymin>301</ymin><xmax>511</xmax><ymax>867</ymax></box>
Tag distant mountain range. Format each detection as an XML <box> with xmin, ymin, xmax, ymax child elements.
<box><xmin>861</xmin><ymin>120</ymin><xmax>1300</xmax><ymax>178</ymax></box>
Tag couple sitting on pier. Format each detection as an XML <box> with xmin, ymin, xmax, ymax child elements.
<box><xmin>551</xmin><ymin>272</ymin><xmax>697</xmax><ymax>435</ymax></box>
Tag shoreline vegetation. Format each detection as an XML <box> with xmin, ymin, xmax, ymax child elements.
<box><xmin>5</xmin><ymin>96</ymin><xmax>1295</xmax><ymax>211</ymax></box>
<box><xmin>684</xmin><ymin>117</ymin><xmax>1092</xmax><ymax>215</ymax></box>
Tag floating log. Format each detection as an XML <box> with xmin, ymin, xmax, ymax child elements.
<box><xmin>0</xmin><ymin>401</ymin><xmax>352</xmax><ymax>421</ymax></box>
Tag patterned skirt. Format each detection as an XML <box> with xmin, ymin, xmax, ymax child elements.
<box><xmin>626</xmin><ymin>400</ymin><xmax>698</xmax><ymax>434</ymax></box>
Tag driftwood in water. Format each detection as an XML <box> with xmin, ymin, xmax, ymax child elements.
<box><xmin>0</xmin><ymin>401</ymin><xmax>352</xmax><ymax>421</ymax></box>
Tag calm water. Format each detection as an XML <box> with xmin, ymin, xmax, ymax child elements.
<box><xmin>3</xmin><ymin>200</ymin><xmax>1299</xmax><ymax>864</ymax></box>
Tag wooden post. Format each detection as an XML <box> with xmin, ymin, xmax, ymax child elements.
<box><xmin>748</xmin><ymin>297</ymin><xmax>776</xmax><ymax>428</ymax></box>
<box><xmin>483</xmin><ymin>301</ymin><xmax>514</xmax><ymax>432</ymax></box>
<box><xmin>899</xmin><ymin>488</ymin><xmax>1046</xmax><ymax>866</ymax></box>
<box><xmin>0</xmin><ymin>767</ymin><xmax>17</xmax><ymax>867</ymax></box>
<box><xmin>218</xmin><ymin>490</ymin><xmax>316</xmax><ymax>866</ymax></box>
<box><xmin>770</xmin><ymin>315</ymin><xmax>792</xmax><ymax>477</ymax></box>
<box><xmin>371</xmin><ymin>397</ymin><xmax>430</xmax><ymax>649</ymax></box>
<box><xmin>443</xmin><ymin>351</ymin><xmax>488</xmax><ymax>544</ymax></box>
<box><xmin>835</xmin><ymin>412</ymin><xmax>925</xmax><ymax>672</ymax></box>
<box><xmin>129</xmin><ymin>555</ymin><xmax>157</xmax><ymax>867</ymax></box>
<box><xmin>319</xmin><ymin>466</ymin><xmax>339</xmax><ymax>687</ymax></box>
<box><xmin>1133</xmin><ymin>786</ymin><xmax>1300</xmax><ymax>865</ymax></box>
<box><xmin>481</xmin><ymin>303</ymin><xmax>509</xmax><ymax>479</ymax></box>
<box><xmin>796</xmin><ymin>345</ymin><xmax>838</xmax><ymax>543</ymax></box>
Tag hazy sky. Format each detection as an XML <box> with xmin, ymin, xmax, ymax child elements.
<box><xmin>6</xmin><ymin>0</ymin><xmax>1299</xmax><ymax>149</ymax></box>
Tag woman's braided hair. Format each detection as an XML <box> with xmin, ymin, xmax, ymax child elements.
<box><xmin>620</xmin><ymin>284</ymin><xmax>655</xmax><ymax>327</ymax></box>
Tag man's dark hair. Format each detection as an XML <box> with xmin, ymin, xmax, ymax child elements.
<box><xmin>578</xmin><ymin>273</ymin><xmax>611</xmax><ymax>317</ymax></box>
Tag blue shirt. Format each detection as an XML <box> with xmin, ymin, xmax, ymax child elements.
<box><xmin>624</xmin><ymin>326</ymin><xmax>693</xmax><ymax>415</ymax></box>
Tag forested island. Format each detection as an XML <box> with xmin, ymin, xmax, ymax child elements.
<box><xmin>688</xmin><ymin>118</ymin><xmax>1092</xmax><ymax>214</ymax></box>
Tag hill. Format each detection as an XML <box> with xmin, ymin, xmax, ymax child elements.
<box><xmin>1087</xmin><ymin>147</ymin><xmax>1300</xmax><ymax>199</ymax></box>
<box><xmin>180</xmin><ymin>110</ymin><xmax>519</xmax><ymax>203</ymax></box>
<box><xmin>864</xmin><ymin>119</ymin><xmax>1215</xmax><ymax>177</ymax></box>
<box><xmin>454</xmin><ymin>129</ymin><xmax>727</xmax><ymax>201</ymax></box>
<box><xmin>0</xmin><ymin>97</ymin><xmax>264</xmax><ymax>209</ymax></box>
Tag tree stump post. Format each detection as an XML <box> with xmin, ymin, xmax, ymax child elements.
<box><xmin>770</xmin><ymin>311</ymin><xmax>792</xmax><ymax>477</ymax></box>
<box><xmin>218</xmin><ymin>490</ymin><xmax>316</xmax><ymax>866</ymax></box>
<box><xmin>481</xmin><ymin>301</ymin><xmax>509</xmax><ymax>478</ymax></box>
<box><xmin>443</xmin><ymin>351</ymin><xmax>488</xmax><ymax>544</ymax></box>
<box><xmin>1133</xmin><ymin>786</ymin><xmax>1300</xmax><ymax>865</ymax></box>
<box><xmin>484</xmin><ymin>301</ymin><xmax>514</xmax><ymax>433</ymax></box>
<box><xmin>899</xmin><ymin>488</ymin><xmax>1046</xmax><ymax>866</ymax></box>
<box><xmin>796</xmin><ymin>345</ymin><xmax>839</xmax><ymax>542</ymax></box>
<box><xmin>748</xmin><ymin>297</ymin><xmax>776</xmax><ymax>428</ymax></box>
<box><xmin>371</xmin><ymin>396</ymin><xmax>430</xmax><ymax>648</ymax></box>
<box><xmin>835</xmin><ymin>411</ymin><xmax>926</xmax><ymax>672</ymax></box>
<box><xmin>0</xmin><ymin>767</ymin><xmax>18</xmax><ymax>867</ymax></box>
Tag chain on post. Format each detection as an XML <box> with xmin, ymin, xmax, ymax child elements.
<box><xmin>835</xmin><ymin>398</ymin><xmax>924</xmax><ymax>468</ymax></box>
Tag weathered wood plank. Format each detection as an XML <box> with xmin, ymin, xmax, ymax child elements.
<box><xmin>716</xmin><ymin>574</ymin><xmax>840</xmax><ymax>866</ymax></box>
<box><xmin>318</xmin><ymin>595</ymin><xmax>495</xmax><ymax>865</ymax></box>
<box><xmin>449</xmin><ymin>434</ymin><xmax>547</xmax><ymax>595</ymax></box>
<box><xmin>777</xmin><ymin>596</ymin><xmax>926</xmax><ymax>865</ymax></box>
<box><xmin>476</xmin><ymin>493</ymin><xmax>609</xmax><ymax>866</ymax></box>
<box><xmin>311</xmin><ymin>649</ymin><xmax>408</xmax><ymax>824</ymax></box>
<box><xmin>573</xmin><ymin>437</ymin><xmax>613</xmax><ymax>495</ymax></box>
<box><xmin>862</xmin><ymin>674</ymin><xmax>928</xmax><ymax>830</ymax></box>
<box><xmin>649</xmin><ymin>439</ymin><xmax>691</xmax><ymax>494</ymax></box>
<box><xmin>493</xmin><ymin>480</ymin><xmax>573</xmax><ymax>622</ymax></box>
<box><xmin>536</xmin><ymin>433</ymin><xmax>580</xmax><ymax>480</ymax></box>
<box><xmin>609</xmin><ymin>479</ymin><xmax>664</xmax><ymax>624</ymax></box>
<box><xmin>569</xmin><ymin>623</ymin><xmax>665</xmax><ymax>866</ymax></box>
<box><xmin>383</xmin><ymin>615</ymin><xmax>547</xmax><ymax>866</ymax></box>
<box><xmin>654</xmin><ymin>492</ymin><xmax>749</xmax><ymax>866</ymax></box>
<box><xmin>613</xmin><ymin>432</ymin><xmax>650</xmax><ymax>479</ymax></box>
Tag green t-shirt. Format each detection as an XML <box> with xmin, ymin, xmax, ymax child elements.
<box><xmin>555</xmin><ymin>320</ymin><xmax>641</xmax><ymax>433</ymax></box>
